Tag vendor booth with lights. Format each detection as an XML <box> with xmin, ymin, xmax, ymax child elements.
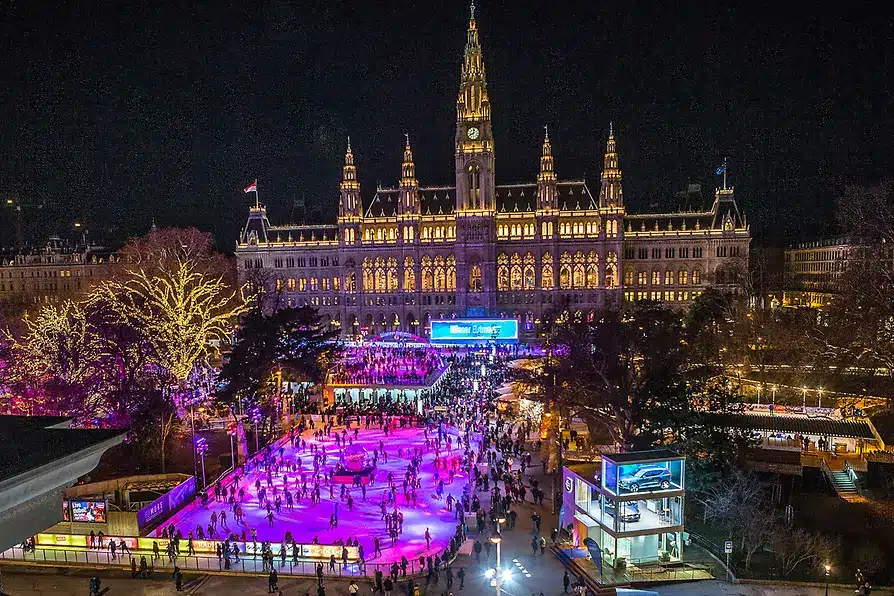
<box><xmin>562</xmin><ymin>450</ymin><xmax>685</xmax><ymax>570</ymax></box>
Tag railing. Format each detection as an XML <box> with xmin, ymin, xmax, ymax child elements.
<box><xmin>843</xmin><ymin>460</ymin><xmax>862</xmax><ymax>496</ymax></box>
<box><xmin>1</xmin><ymin>546</ymin><xmax>442</xmax><ymax>579</ymax></box>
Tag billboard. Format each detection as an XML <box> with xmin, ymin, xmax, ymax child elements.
<box><xmin>63</xmin><ymin>500</ymin><xmax>70</xmax><ymax>522</ymax></box>
<box><xmin>430</xmin><ymin>319</ymin><xmax>518</xmax><ymax>344</ymax></box>
<box><xmin>71</xmin><ymin>500</ymin><xmax>107</xmax><ymax>523</ymax></box>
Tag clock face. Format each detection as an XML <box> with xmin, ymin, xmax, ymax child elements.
<box><xmin>467</xmin><ymin>126</ymin><xmax>480</xmax><ymax>140</ymax></box>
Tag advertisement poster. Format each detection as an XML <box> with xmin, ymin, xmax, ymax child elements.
<box><xmin>71</xmin><ymin>500</ymin><xmax>107</xmax><ymax>523</ymax></box>
<box><xmin>63</xmin><ymin>500</ymin><xmax>70</xmax><ymax>522</ymax></box>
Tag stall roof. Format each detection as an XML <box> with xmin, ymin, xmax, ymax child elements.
<box><xmin>706</xmin><ymin>413</ymin><xmax>875</xmax><ymax>439</ymax></box>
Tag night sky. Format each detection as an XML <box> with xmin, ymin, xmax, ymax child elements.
<box><xmin>1</xmin><ymin>1</ymin><xmax>891</xmax><ymax>251</ymax></box>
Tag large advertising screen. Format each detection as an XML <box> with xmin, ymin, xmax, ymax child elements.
<box><xmin>71</xmin><ymin>500</ymin><xmax>107</xmax><ymax>523</ymax></box>
<box><xmin>430</xmin><ymin>319</ymin><xmax>518</xmax><ymax>344</ymax></box>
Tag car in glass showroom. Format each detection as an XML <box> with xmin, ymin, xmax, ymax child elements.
<box><xmin>618</xmin><ymin>467</ymin><xmax>672</xmax><ymax>492</ymax></box>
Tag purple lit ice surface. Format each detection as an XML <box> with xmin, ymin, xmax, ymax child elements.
<box><xmin>163</xmin><ymin>426</ymin><xmax>463</xmax><ymax>564</ymax></box>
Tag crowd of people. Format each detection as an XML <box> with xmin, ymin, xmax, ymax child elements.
<box><xmin>79</xmin><ymin>345</ymin><xmax>582</xmax><ymax>595</ymax></box>
<box><xmin>328</xmin><ymin>346</ymin><xmax>446</xmax><ymax>386</ymax></box>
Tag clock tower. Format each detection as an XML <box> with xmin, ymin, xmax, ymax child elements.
<box><xmin>455</xmin><ymin>1</ymin><xmax>495</xmax><ymax>214</ymax></box>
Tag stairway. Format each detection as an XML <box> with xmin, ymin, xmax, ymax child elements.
<box><xmin>830</xmin><ymin>470</ymin><xmax>857</xmax><ymax>495</ymax></box>
<box><xmin>825</xmin><ymin>465</ymin><xmax>865</xmax><ymax>502</ymax></box>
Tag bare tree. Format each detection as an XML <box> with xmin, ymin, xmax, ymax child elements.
<box><xmin>770</xmin><ymin>527</ymin><xmax>834</xmax><ymax>578</ymax></box>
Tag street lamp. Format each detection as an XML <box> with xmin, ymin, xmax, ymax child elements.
<box><xmin>195</xmin><ymin>436</ymin><xmax>209</xmax><ymax>488</ymax></box>
<box><xmin>771</xmin><ymin>384</ymin><xmax>777</xmax><ymax>406</ymax></box>
<box><xmin>249</xmin><ymin>406</ymin><xmax>263</xmax><ymax>453</ymax></box>
<box><xmin>802</xmin><ymin>386</ymin><xmax>807</xmax><ymax>409</ymax></box>
<box><xmin>818</xmin><ymin>387</ymin><xmax>824</xmax><ymax>409</ymax></box>
<box><xmin>757</xmin><ymin>383</ymin><xmax>762</xmax><ymax>405</ymax></box>
<box><xmin>496</xmin><ymin>516</ymin><xmax>506</xmax><ymax>534</ymax></box>
<box><xmin>489</xmin><ymin>534</ymin><xmax>503</xmax><ymax>595</ymax></box>
<box><xmin>823</xmin><ymin>563</ymin><xmax>831</xmax><ymax>596</ymax></box>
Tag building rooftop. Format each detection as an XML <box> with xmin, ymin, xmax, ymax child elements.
<box><xmin>0</xmin><ymin>416</ymin><xmax>127</xmax><ymax>484</ymax></box>
<box><xmin>705</xmin><ymin>413</ymin><xmax>875</xmax><ymax>440</ymax></box>
<box><xmin>602</xmin><ymin>449</ymin><xmax>683</xmax><ymax>463</ymax></box>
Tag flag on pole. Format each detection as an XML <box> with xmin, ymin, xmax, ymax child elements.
<box><xmin>244</xmin><ymin>180</ymin><xmax>258</xmax><ymax>193</ymax></box>
<box><xmin>715</xmin><ymin>164</ymin><xmax>726</xmax><ymax>176</ymax></box>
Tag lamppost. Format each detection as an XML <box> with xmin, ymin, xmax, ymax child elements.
<box><xmin>486</xmin><ymin>534</ymin><xmax>508</xmax><ymax>595</ymax></box>
<box><xmin>249</xmin><ymin>406</ymin><xmax>262</xmax><ymax>454</ymax></box>
<box><xmin>802</xmin><ymin>386</ymin><xmax>807</xmax><ymax>409</ymax></box>
<box><xmin>195</xmin><ymin>436</ymin><xmax>208</xmax><ymax>488</ymax></box>
<box><xmin>823</xmin><ymin>562</ymin><xmax>831</xmax><ymax>596</ymax></box>
<box><xmin>771</xmin><ymin>384</ymin><xmax>777</xmax><ymax>406</ymax></box>
<box><xmin>757</xmin><ymin>383</ymin><xmax>762</xmax><ymax>406</ymax></box>
<box><xmin>818</xmin><ymin>387</ymin><xmax>824</xmax><ymax>409</ymax></box>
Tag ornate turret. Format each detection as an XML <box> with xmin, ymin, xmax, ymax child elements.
<box><xmin>399</xmin><ymin>134</ymin><xmax>419</xmax><ymax>217</ymax></box>
<box><xmin>598</xmin><ymin>123</ymin><xmax>623</xmax><ymax>208</ymax></box>
<box><xmin>339</xmin><ymin>137</ymin><xmax>361</xmax><ymax>218</ymax></box>
<box><xmin>537</xmin><ymin>126</ymin><xmax>557</xmax><ymax>211</ymax></box>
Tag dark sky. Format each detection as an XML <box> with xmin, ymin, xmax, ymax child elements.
<box><xmin>1</xmin><ymin>0</ymin><xmax>891</xmax><ymax>251</ymax></box>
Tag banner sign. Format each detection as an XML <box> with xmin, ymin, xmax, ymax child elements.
<box><xmin>137</xmin><ymin>477</ymin><xmax>197</xmax><ymax>529</ymax></box>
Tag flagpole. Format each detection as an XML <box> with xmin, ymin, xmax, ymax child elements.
<box><xmin>255</xmin><ymin>179</ymin><xmax>259</xmax><ymax>209</ymax></box>
<box><xmin>723</xmin><ymin>158</ymin><xmax>728</xmax><ymax>190</ymax></box>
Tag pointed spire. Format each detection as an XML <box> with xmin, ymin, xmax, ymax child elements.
<box><xmin>340</xmin><ymin>137</ymin><xmax>359</xmax><ymax>191</ymax></box>
<box><xmin>599</xmin><ymin>125</ymin><xmax>622</xmax><ymax>208</ymax></box>
<box><xmin>457</xmin><ymin>0</ymin><xmax>489</xmax><ymax>121</ymax></box>
<box><xmin>470</xmin><ymin>0</ymin><xmax>475</xmax><ymax>20</ymax></box>
<box><xmin>538</xmin><ymin>125</ymin><xmax>556</xmax><ymax>208</ymax></box>
<box><xmin>401</xmin><ymin>133</ymin><xmax>417</xmax><ymax>188</ymax></box>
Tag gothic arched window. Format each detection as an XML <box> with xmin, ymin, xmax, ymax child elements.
<box><xmin>469</xmin><ymin>260</ymin><xmax>483</xmax><ymax>293</ymax></box>
<box><xmin>541</xmin><ymin>253</ymin><xmax>554</xmax><ymax>290</ymax></box>
<box><xmin>559</xmin><ymin>252</ymin><xmax>572</xmax><ymax>290</ymax></box>
<box><xmin>497</xmin><ymin>253</ymin><xmax>509</xmax><ymax>291</ymax></box>
<box><xmin>606</xmin><ymin>252</ymin><xmax>618</xmax><ymax>288</ymax></box>
<box><xmin>586</xmin><ymin>251</ymin><xmax>599</xmax><ymax>288</ymax></box>
<box><xmin>510</xmin><ymin>253</ymin><xmax>523</xmax><ymax>290</ymax></box>
<box><xmin>387</xmin><ymin>257</ymin><xmax>398</xmax><ymax>292</ymax></box>
<box><xmin>434</xmin><ymin>256</ymin><xmax>446</xmax><ymax>291</ymax></box>
<box><xmin>421</xmin><ymin>256</ymin><xmax>433</xmax><ymax>291</ymax></box>
<box><xmin>523</xmin><ymin>253</ymin><xmax>535</xmax><ymax>290</ymax></box>
<box><xmin>446</xmin><ymin>256</ymin><xmax>457</xmax><ymax>291</ymax></box>
<box><xmin>403</xmin><ymin>257</ymin><xmax>416</xmax><ymax>291</ymax></box>
<box><xmin>573</xmin><ymin>251</ymin><xmax>586</xmax><ymax>288</ymax></box>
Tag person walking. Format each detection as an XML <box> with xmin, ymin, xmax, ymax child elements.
<box><xmin>473</xmin><ymin>540</ymin><xmax>482</xmax><ymax>563</ymax></box>
<box><xmin>348</xmin><ymin>579</ymin><xmax>359</xmax><ymax>595</ymax></box>
<box><xmin>458</xmin><ymin>567</ymin><xmax>465</xmax><ymax>589</ymax></box>
<box><xmin>173</xmin><ymin>566</ymin><xmax>183</xmax><ymax>592</ymax></box>
<box><xmin>383</xmin><ymin>576</ymin><xmax>394</xmax><ymax>596</ymax></box>
<box><xmin>563</xmin><ymin>570</ymin><xmax>570</xmax><ymax>593</ymax></box>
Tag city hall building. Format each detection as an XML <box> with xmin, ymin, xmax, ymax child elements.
<box><xmin>236</xmin><ymin>7</ymin><xmax>750</xmax><ymax>339</ymax></box>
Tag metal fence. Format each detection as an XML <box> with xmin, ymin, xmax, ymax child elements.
<box><xmin>1</xmin><ymin>545</ymin><xmax>446</xmax><ymax>579</ymax></box>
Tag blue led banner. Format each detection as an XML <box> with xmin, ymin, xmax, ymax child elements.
<box><xmin>430</xmin><ymin>319</ymin><xmax>518</xmax><ymax>343</ymax></box>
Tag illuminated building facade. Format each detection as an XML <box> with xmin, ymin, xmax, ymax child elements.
<box><xmin>0</xmin><ymin>236</ymin><xmax>114</xmax><ymax>310</ymax></box>
<box><xmin>235</xmin><ymin>7</ymin><xmax>750</xmax><ymax>339</ymax></box>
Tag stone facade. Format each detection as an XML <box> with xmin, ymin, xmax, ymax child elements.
<box><xmin>235</xmin><ymin>8</ymin><xmax>750</xmax><ymax>339</ymax></box>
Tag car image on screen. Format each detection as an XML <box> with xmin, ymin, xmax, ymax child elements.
<box><xmin>619</xmin><ymin>466</ymin><xmax>672</xmax><ymax>492</ymax></box>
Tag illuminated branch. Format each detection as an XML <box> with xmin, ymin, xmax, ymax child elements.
<box><xmin>91</xmin><ymin>257</ymin><xmax>249</xmax><ymax>382</ymax></box>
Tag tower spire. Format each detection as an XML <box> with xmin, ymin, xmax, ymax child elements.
<box><xmin>470</xmin><ymin>0</ymin><xmax>475</xmax><ymax>20</ymax></box>
<box><xmin>401</xmin><ymin>134</ymin><xmax>417</xmax><ymax>188</ymax></box>
<box><xmin>599</xmin><ymin>125</ymin><xmax>623</xmax><ymax>208</ymax></box>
